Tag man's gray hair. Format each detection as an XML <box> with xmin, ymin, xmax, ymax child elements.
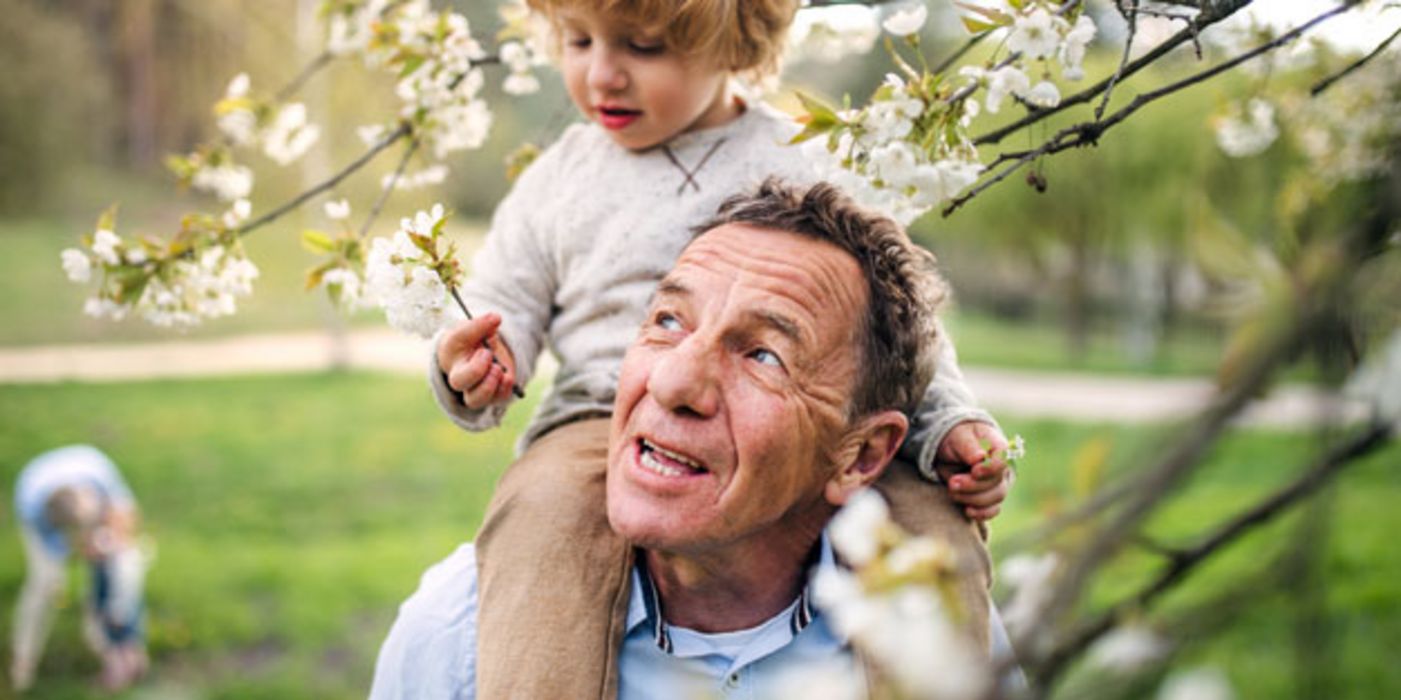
<box><xmin>692</xmin><ymin>178</ymin><xmax>946</xmax><ymax>417</ymax></box>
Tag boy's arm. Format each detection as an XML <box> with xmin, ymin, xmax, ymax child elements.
<box><xmin>898</xmin><ymin>320</ymin><xmax>1000</xmax><ymax>481</ymax></box>
<box><xmin>428</xmin><ymin>146</ymin><xmax>563</xmax><ymax>432</ymax></box>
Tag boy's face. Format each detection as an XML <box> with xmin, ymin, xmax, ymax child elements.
<box><xmin>556</xmin><ymin>8</ymin><xmax>738</xmax><ymax>151</ymax></box>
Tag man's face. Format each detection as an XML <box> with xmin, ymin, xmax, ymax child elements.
<box><xmin>607</xmin><ymin>223</ymin><xmax>870</xmax><ymax>552</ymax></box>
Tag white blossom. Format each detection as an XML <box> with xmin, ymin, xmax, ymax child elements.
<box><xmin>984</xmin><ymin>65</ymin><xmax>1032</xmax><ymax>114</ymax></box>
<box><xmin>1157</xmin><ymin>667</ymin><xmax>1235</xmax><ymax>700</ymax></box>
<box><xmin>125</xmin><ymin>247</ymin><xmax>148</xmax><ymax>265</ymax></box>
<box><xmin>385</xmin><ymin>164</ymin><xmax>450</xmax><ymax>191</ymax></box>
<box><xmin>829</xmin><ymin>489</ymin><xmax>890</xmax><ymax>566</ymax></box>
<box><xmin>226</xmin><ymin>72</ymin><xmax>250</xmax><ymax>99</ymax></box>
<box><xmin>1008</xmin><ymin>8</ymin><xmax>1068</xmax><ymax>60</ymax></box>
<box><xmin>321</xmin><ymin>267</ymin><xmax>370</xmax><ymax>310</ymax></box>
<box><xmin>503</xmin><ymin>72</ymin><xmax>540</xmax><ymax>96</ymax></box>
<box><xmin>218</xmin><ymin>110</ymin><xmax>258</xmax><ymax>147</ymax></box>
<box><xmin>263</xmin><ymin>103</ymin><xmax>321</xmax><ymax>166</ymax></box>
<box><xmin>84</xmin><ymin>297</ymin><xmax>128</xmax><ymax>321</ymax></box>
<box><xmin>1060</xmin><ymin>14</ymin><xmax>1097</xmax><ymax>80</ymax></box>
<box><xmin>881</xmin><ymin>2</ymin><xmax>927</xmax><ymax>36</ymax></box>
<box><xmin>91</xmin><ymin>229</ymin><xmax>122</xmax><ymax>266</ymax></box>
<box><xmin>1215</xmin><ymin>98</ymin><xmax>1278</xmax><ymax>157</ymax></box>
<box><xmin>999</xmin><ymin>552</ymin><xmax>1060</xmax><ymax>644</ymax></box>
<box><xmin>61</xmin><ymin>249</ymin><xmax>92</xmax><ymax>282</ymax></box>
<box><xmin>868</xmin><ymin>141</ymin><xmax>919</xmax><ymax>187</ymax></box>
<box><xmin>364</xmin><ymin>207</ymin><xmax>455</xmax><ymax>339</ymax></box>
<box><xmin>1088</xmin><ymin>625</ymin><xmax>1170</xmax><ymax>672</ymax></box>
<box><xmin>222</xmin><ymin>199</ymin><xmax>252</xmax><ymax>229</ymax></box>
<box><xmin>358</xmin><ymin>124</ymin><xmax>389</xmax><ymax>146</ymax></box>
<box><xmin>324</xmin><ymin>199</ymin><xmax>352</xmax><ymax>221</ymax></box>
<box><xmin>1026</xmin><ymin>80</ymin><xmax>1062</xmax><ymax>108</ymax></box>
<box><xmin>908</xmin><ymin>158</ymin><xmax>982</xmax><ymax>209</ymax></box>
<box><xmin>192</xmin><ymin>164</ymin><xmax>254</xmax><ymax>202</ymax></box>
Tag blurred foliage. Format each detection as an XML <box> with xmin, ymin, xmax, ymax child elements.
<box><xmin>0</xmin><ymin>0</ymin><xmax>113</xmax><ymax>214</ymax></box>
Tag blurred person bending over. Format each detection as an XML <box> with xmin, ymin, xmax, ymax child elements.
<box><xmin>10</xmin><ymin>444</ymin><xmax>150</xmax><ymax>693</ymax></box>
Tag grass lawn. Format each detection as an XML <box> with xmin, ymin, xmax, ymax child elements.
<box><xmin>0</xmin><ymin>373</ymin><xmax>1395</xmax><ymax>698</ymax></box>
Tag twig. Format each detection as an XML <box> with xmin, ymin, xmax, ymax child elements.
<box><xmin>273</xmin><ymin>50</ymin><xmax>335</xmax><ymax>103</ymax></box>
<box><xmin>358</xmin><ymin>137</ymin><xmax>422</xmax><ymax>239</ymax></box>
<box><xmin>237</xmin><ymin>123</ymin><xmax>412</xmax><ymax>238</ymax></box>
<box><xmin>932</xmin><ymin>32</ymin><xmax>990</xmax><ymax>76</ymax></box>
<box><xmin>1033</xmin><ymin>420</ymin><xmax>1393</xmax><ymax>685</ymax></box>
<box><xmin>973</xmin><ymin>0</ymin><xmax>1258</xmax><ymax>146</ymax></box>
<box><xmin>449</xmin><ymin>288</ymin><xmax>526</xmax><ymax>399</ymax></box>
<box><xmin>944</xmin><ymin>1</ymin><xmax>1352</xmax><ymax>216</ymax></box>
<box><xmin>1310</xmin><ymin>25</ymin><xmax>1401</xmax><ymax>96</ymax></box>
<box><xmin>1096</xmin><ymin>0</ymin><xmax>1140</xmax><ymax>120</ymax></box>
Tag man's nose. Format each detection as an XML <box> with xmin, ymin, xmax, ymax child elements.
<box><xmin>587</xmin><ymin>48</ymin><xmax>628</xmax><ymax>93</ymax></box>
<box><xmin>647</xmin><ymin>337</ymin><xmax>720</xmax><ymax>419</ymax></box>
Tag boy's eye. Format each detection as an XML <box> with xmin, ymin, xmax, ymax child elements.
<box><xmin>567</xmin><ymin>36</ymin><xmax>592</xmax><ymax>49</ymax></box>
<box><xmin>748</xmin><ymin>347</ymin><xmax>783</xmax><ymax>368</ymax></box>
<box><xmin>628</xmin><ymin>40</ymin><xmax>664</xmax><ymax>55</ymax></box>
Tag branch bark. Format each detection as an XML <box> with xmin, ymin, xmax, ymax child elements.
<box><xmin>1310</xmin><ymin>25</ymin><xmax>1401</xmax><ymax>96</ymax></box>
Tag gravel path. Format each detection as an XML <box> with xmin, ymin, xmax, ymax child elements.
<box><xmin>0</xmin><ymin>330</ymin><xmax>1366</xmax><ymax>428</ymax></box>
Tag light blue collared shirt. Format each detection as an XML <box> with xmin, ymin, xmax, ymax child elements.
<box><xmin>369</xmin><ymin>537</ymin><xmax>1020</xmax><ymax>699</ymax></box>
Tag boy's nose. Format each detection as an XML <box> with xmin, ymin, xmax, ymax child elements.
<box><xmin>587</xmin><ymin>51</ymin><xmax>628</xmax><ymax>92</ymax></box>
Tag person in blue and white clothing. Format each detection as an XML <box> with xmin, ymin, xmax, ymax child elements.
<box><xmin>11</xmin><ymin>444</ymin><xmax>150</xmax><ymax>693</ymax></box>
<box><xmin>372</xmin><ymin>180</ymin><xmax>1021</xmax><ymax>699</ymax></box>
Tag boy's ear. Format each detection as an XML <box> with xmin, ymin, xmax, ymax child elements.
<box><xmin>825</xmin><ymin>410</ymin><xmax>908</xmax><ymax>507</ymax></box>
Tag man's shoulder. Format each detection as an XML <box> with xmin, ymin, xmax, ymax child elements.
<box><xmin>369</xmin><ymin>543</ymin><xmax>479</xmax><ymax>700</ymax></box>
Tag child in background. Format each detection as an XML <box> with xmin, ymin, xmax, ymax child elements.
<box><xmin>428</xmin><ymin>1</ymin><xmax>1013</xmax><ymax>695</ymax></box>
<box><xmin>11</xmin><ymin>445</ymin><xmax>150</xmax><ymax>694</ymax></box>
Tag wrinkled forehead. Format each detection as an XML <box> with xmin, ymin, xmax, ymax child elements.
<box><xmin>666</xmin><ymin>224</ymin><xmax>867</xmax><ymax>336</ymax></box>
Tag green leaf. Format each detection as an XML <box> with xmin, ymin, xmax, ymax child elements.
<box><xmin>788</xmin><ymin>121</ymin><xmax>834</xmax><ymax>145</ymax></box>
<box><xmin>304</xmin><ymin>261</ymin><xmax>335</xmax><ymax>291</ymax></box>
<box><xmin>407</xmin><ymin>232</ymin><xmax>434</xmax><ymax>255</ymax></box>
<box><xmin>961</xmin><ymin>16</ymin><xmax>999</xmax><ymax>34</ymax></box>
<box><xmin>794</xmin><ymin>91</ymin><xmax>840</xmax><ymax>125</ymax></box>
<box><xmin>398</xmin><ymin>53</ymin><xmax>427</xmax><ymax>79</ymax></box>
<box><xmin>95</xmin><ymin>205</ymin><xmax>119</xmax><ymax>234</ymax></box>
<box><xmin>955</xmin><ymin>1</ymin><xmax>1012</xmax><ymax>26</ymax></box>
<box><xmin>301</xmin><ymin>230</ymin><xmax>336</xmax><ymax>254</ymax></box>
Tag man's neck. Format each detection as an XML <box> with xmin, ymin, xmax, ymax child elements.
<box><xmin>643</xmin><ymin>509</ymin><xmax>829</xmax><ymax>633</ymax></box>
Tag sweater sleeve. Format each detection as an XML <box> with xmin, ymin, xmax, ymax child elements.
<box><xmin>427</xmin><ymin>132</ymin><xmax>573</xmax><ymax>432</ymax></box>
<box><xmin>899</xmin><ymin>320</ymin><xmax>999</xmax><ymax>482</ymax></box>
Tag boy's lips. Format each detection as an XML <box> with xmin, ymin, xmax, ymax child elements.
<box><xmin>597</xmin><ymin>105</ymin><xmax>641</xmax><ymax>130</ymax></box>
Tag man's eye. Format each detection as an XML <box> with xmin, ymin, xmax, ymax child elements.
<box><xmin>749</xmin><ymin>348</ymin><xmax>783</xmax><ymax>368</ymax></box>
<box><xmin>656</xmin><ymin>313</ymin><xmax>682</xmax><ymax>331</ymax></box>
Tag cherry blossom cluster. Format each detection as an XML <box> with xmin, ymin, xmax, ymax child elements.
<box><xmin>61</xmin><ymin>203</ymin><xmax>259</xmax><ymax>328</ymax></box>
<box><xmin>363</xmin><ymin>204</ymin><xmax>465</xmax><ymax>338</ymax></box>
<box><xmin>814</xmin><ymin>489</ymin><xmax>991</xmax><ymax>699</ymax></box>
<box><xmin>795</xmin><ymin>0</ymin><xmax>1096</xmax><ymax>225</ymax></box>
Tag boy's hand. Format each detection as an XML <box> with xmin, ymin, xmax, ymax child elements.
<box><xmin>935</xmin><ymin>421</ymin><xmax>1014</xmax><ymax>522</ymax></box>
<box><xmin>438</xmin><ymin>313</ymin><xmax>518</xmax><ymax>409</ymax></box>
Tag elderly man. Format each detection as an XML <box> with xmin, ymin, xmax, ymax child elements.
<box><xmin>371</xmin><ymin>180</ymin><xmax>998</xmax><ymax>697</ymax></box>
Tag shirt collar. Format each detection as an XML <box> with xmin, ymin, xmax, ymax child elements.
<box><xmin>625</xmin><ymin>532</ymin><xmax>833</xmax><ymax>654</ymax></box>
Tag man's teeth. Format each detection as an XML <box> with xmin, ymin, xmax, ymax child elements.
<box><xmin>640</xmin><ymin>439</ymin><xmax>704</xmax><ymax>477</ymax></box>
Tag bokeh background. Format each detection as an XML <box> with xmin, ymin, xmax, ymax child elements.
<box><xmin>1</xmin><ymin>0</ymin><xmax>1397</xmax><ymax>697</ymax></box>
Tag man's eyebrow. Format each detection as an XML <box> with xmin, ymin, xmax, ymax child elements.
<box><xmin>746</xmin><ymin>309</ymin><xmax>803</xmax><ymax>345</ymax></box>
<box><xmin>655</xmin><ymin>279</ymin><xmax>691</xmax><ymax>299</ymax></box>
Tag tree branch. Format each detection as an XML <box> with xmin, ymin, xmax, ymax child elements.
<box><xmin>944</xmin><ymin>2</ymin><xmax>1352</xmax><ymax>216</ymax></box>
<box><xmin>1310</xmin><ymin>25</ymin><xmax>1401</xmax><ymax>96</ymax></box>
<box><xmin>237</xmin><ymin>123</ymin><xmax>412</xmax><ymax>238</ymax></box>
<box><xmin>1033</xmin><ymin>420</ymin><xmax>1393</xmax><ymax>685</ymax></box>
<box><xmin>358</xmin><ymin>137</ymin><xmax>421</xmax><ymax>239</ymax></box>
<box><xmin>273</xmin><ymin>50</ymin><xmax>335</xmax><ymax>104</ymax></box>
<box><xmin>972</xmin><ymin>0</ymin><xmax>1258</xmax><ymax>147</ymax></box>
<box><xmin>932</xmin><ymin>31</ymin><xmax>991</xmax><ymax>76</ymax></box>
<box><xmin>1095</xmin><ymin>0</ymin><xmax>1140</xmax><ymax>120</ymax></box>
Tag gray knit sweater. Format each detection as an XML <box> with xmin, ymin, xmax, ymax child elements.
<box><xmin>429</xmin><ymin>101</ymin><xmax>995</xmax><ymax>480</ymax></box>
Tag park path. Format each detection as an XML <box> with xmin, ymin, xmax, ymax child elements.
<box><xmin>0</xmin><ymin>329</ymin><xmax>1367</xmax><ymax>429</ymax></box>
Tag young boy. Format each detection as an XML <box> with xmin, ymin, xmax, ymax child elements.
<box><xmin>11</xmin><ymin>445</ymin><xmax>149</xmax><ymax>693</ymax></box>
<box><xmin>426</xmin><ymin>1</ymin><xmax>1013</xmax><ymax>695</ymax></box>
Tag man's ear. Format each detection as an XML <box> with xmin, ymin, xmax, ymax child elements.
<box><xmin>825</xmin><ymin>410</ymin><xmax>908</xmax><ymax>507</ymax></box>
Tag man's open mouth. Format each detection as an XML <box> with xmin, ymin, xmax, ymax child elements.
<box><xmin>638</xmin><ymin>438</ymin><xmax>708</xmax><ymax>477</ymax></box>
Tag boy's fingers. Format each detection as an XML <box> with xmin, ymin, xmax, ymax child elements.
<box><xmin>437</xmin><ymin>314</ymin><xmax>502</xmax><ymax>372</ymax></box>
<box><xmin>464</xmin><ymin>363</ymin><xmax>503</xmax><ymax>408</ymax></box>
<box><xmin>967</xmin><ymin>505</ymin><xmax>1001</xmax><ymax>521</ymax></box>
<box><xmin>448</xmin><ymin>348</ymin><xmax>493</xmax><ymax>397</ymax></box>
<box><xmin>954</xmin><ymin>480</ymin><xmax>1009</xmax><ymax>508</ymax></box>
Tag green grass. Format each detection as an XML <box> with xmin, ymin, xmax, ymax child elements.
<box><xmin>0</xmin><ymin>373</ymin><xmax>1396</xmax><ymax>698</ymax></box>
